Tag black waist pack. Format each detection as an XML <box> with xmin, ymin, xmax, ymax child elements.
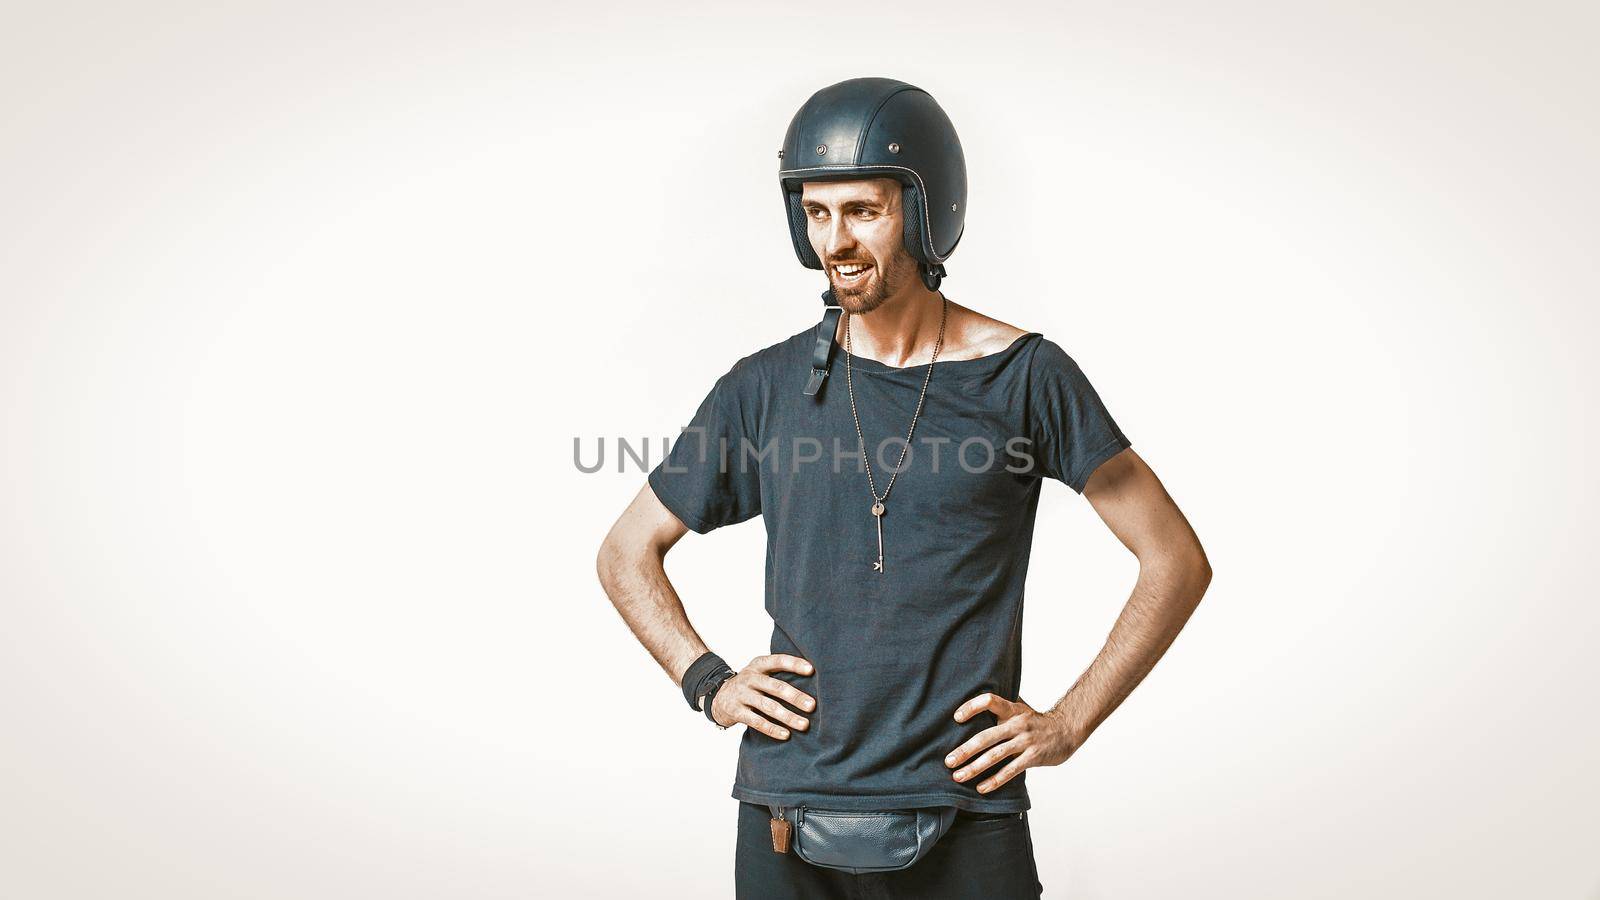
<box><xmin>766</xmin><ymin>804</ymin><xmax>959</xmax><ymax>874</ymax></box>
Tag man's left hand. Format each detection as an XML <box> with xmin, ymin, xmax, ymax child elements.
<box><xmin>944</xmin><ymin>694</ymin><xmax>1083</xmax><ymax>793</ymax></box>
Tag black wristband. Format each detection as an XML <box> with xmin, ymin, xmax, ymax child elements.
<box><xmin>701</xmin><ymin>669</ymin><xmax>737</xmax><ymax>726</ymax></box>
<box><xmin>680</xmin><ymin>651</ymin><xmax>736</xmax><ymax>712</ymax></box>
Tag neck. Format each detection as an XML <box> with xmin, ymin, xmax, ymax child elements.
<box><xmin>839</xmin><ymin>283</ymin><xmax>946</xmax><ymax>367</ymax></box>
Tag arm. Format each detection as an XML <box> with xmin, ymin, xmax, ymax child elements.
<box><xmin>1044</xmin><ymin>447</ymin><xmax>1211</xmax><ymax>742</ymax></box>
<box><xmin>595</xmin><ymin>482</ymin><xmax>815</xmax><ymax>738</ymax></box>
<box><xmin>945</xmin><ymin>447</ymin><xmax>1213</xmax><ymax>792</ymax></box>
<box><xmin>595</xmin><ymin>482</ymin><xmax>701</xmax><ymax>685</ymax></box>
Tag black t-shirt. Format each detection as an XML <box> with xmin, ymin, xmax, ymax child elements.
<box><xmin>648</xmin><ymin>323</ymin><xmax>1131</xmax><ymax>813</ymax></box>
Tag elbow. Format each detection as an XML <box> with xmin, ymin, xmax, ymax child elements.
<box><xmin>1142</xmin><ymin>541</ymin><xmax>1211</xmax><ymax>600</ymax></box>
<box><xmin>596</xmin><ymin>532</ymin><xmax>624</xmax><ymax>590</ymax></box>
<box><xmin>1193</xmin><ymin>540</ymin><xmax>1213</xmax><ymax>585</ymax></box>
<box><xmin>596</xmin><ymin>529</ymin><xmax>662</xmax><ymax>593</ymax></box>
<box><xmin>1189</xmin><ymin>544</ymin><xmax>1213</xmax><ymax>598</ymax></box>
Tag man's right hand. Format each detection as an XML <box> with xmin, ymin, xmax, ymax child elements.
<box><xmin>710</xmin><ymin>654</ymin><xmax>817</xmax><ymax>739</ymax></box>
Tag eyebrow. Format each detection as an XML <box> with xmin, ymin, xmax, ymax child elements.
<box><xmin>801</xmin><ymin>198</ymin><xmax>888</xmax><ymax>211</ymax></box>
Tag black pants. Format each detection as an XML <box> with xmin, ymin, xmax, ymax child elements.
<box><xmin>734</xmin><ymin>801</ymin><xmax>1044</xmax><ymax>899</ymax></box>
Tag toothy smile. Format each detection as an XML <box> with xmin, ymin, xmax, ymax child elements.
<box><xmin>832</xmin><ymin>263</ymin><xmax>873</xmax><ymax>281</ymax></box>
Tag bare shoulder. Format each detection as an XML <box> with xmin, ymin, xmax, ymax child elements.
<box><xmin>942</xmin><ymin>298</ymin><xmax>1030</xmax><ymax>361</ymax></box>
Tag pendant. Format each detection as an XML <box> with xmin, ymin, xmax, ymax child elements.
<box><xmin>871</xmin><ymin>502</ymin><xmax>885</xmax><ymax>572</ymax></box>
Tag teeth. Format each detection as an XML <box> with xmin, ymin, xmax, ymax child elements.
<box><xmin>835</xmin><ymin>264</ymin><xmax>869</xmax><ymax>275</ymax></box>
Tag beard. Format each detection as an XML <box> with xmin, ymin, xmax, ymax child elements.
<box><xmin>828</xmin><ymin>252</ymin><xmax>918</xmax><ymax>314</ymax></box>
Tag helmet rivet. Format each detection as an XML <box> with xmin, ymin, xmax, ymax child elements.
<box><xmin>888</xmin><ymin>142</ymin><xmax>900</xmax><ymax>154</ymax></box>
<box><xmin>777</xmin><ymin>149</ymin><xmax>784</xmax><ymax>159</ymax></box>
<box><xmin>816</xmin><ymin>144</ymin><xmax>827</xmax><ymax>156</ymax></box>
<box><xmin>951</xmin><ymin>203</ymin><xmax>958</xmax><ymax>211</ymax></box>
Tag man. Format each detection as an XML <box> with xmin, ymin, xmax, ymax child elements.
<box><xmin>597</xmin><ymin>77</ymin><xmax>1211</xmax><ymax>899</ymax></box>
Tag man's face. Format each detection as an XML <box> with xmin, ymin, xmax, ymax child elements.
<box><xmin>800</xmin><ymin>178</ymin><xmax>919</xmax><ymax>314</ymax></box>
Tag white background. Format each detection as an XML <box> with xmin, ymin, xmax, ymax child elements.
<box><xmin>2</xmin><ymin>2</ymin><xmax>1596</xmax><ymax>898</ymax></box>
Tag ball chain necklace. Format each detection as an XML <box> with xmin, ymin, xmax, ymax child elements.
<box><xmin>843</xmin><ymin>294</ymin><xmax>948</xmax><ymax>573</ymax></box>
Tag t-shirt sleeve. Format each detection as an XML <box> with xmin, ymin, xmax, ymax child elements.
<box><xmin>647</xmin><ymin>365</ymin><xmax>763</xmax><ymax>534</ymax></box>
<box><xmin>1026</xmin><ymin>338</ymin><xmax>1132</xmax><ymax>493</ymax></box>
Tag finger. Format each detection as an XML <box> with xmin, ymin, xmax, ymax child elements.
<box><xmin>733</xmin><ymin>703</ymin><xmax>792</xmax><ymax>740</ymax></box>
<box><xmin>952</xmin><ymin>736</ymin><xmax>1024</xmax><ymax>783</ymax></box>
<box><xmin>976</xmin><ymin>749</ymin><xmax>1035</xmax><ymax>794</ymax></box>
<box><xmin>753</xmin><ymin>654</ymin><xmax>815</xmax><ymax>676</ymax></box>
<box><xmin>725</xmin><ymin>685</ymin><xmax>794</xmax><ymax>739</ymax></box>
<box><xmin>944</xmin><ymin>721</ymin><xmax>1018</xmax><ymax>768</ymax></box>
<box><xmin>751</xmin><ymin>674</ymin><xmax>816</xmax><ymax>712</ymax></box>
<box><xmin>953</xmin><ymin>692</ymin><xmax>1010</xmax><ymax>724</ymax></box>
<box><xmin>751</xmin><ymin>694</ymin><xmax>809</xmax><ymax>731</ymax></box>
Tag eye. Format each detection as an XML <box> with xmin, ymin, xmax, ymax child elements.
<box><xmin>807</xmin><ymin>207</ymin><xmax>828</xmax><ymax>221</ymax></box>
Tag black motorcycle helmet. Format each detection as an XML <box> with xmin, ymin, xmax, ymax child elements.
<box><xmin>778</xmin><ymin>77</ymin><xmax>967</xmax><ymax>293</ymax></box>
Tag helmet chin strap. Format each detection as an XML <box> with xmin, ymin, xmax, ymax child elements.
<box><xmin>803</xmin><ymin>288</ymin><xmax>844</xmax><ymax>398</ymax></box>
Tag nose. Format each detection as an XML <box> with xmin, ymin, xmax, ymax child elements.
<box><xmin>821</xmin><ymin>214</ymin><xmax>856</xmax><ymax>264</ymax></box>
